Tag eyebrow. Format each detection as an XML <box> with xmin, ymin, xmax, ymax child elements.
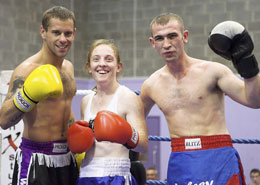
<box><xmin>154</xmin><ymin>32</ymin><xmax>177</xmax><ymax>38</ymax></box>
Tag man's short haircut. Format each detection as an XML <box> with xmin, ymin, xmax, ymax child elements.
<box><xmin>147</xmin><ymin>167</ymin><xmax>158</xmax><ymax>172</ymax></box>
<box><xmin>250</xmin><ymin>168</ymin><xmax>260</xmax><ymax>175</ymax></box>
<box><xmin>42</xmin><ymin>6</ymin><xmax>76</xmax><ymax>31</ymax></box>
<box><xmin>150</xmin><ymin>13</ymin><xmax>184</xmax><ymax>35</ymax></box>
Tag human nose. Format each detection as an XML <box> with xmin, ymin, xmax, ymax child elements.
<box><xmin>59</xmin><ymin>33</ymin><xmax>67</xmax><ymax>42</ymax></box>
<box><xmin>98</xmin><ymin>58</ymin><xmax>107</xmax><ymax>66</ymax></box>
<box><xmin>162</xmin><ymin>37</ymin><xmax>171</xmax><ymax>49</ymax></box>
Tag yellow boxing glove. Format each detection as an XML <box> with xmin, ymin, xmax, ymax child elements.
<box><xmin>75</xmin><ymin>152</ymin><xmax>86</xmax><ymax>171</ymax></box>
<box><xmin>14</xmin><ymin>64</ymin><xmax>63</xmax><ymax>112</ymax></box>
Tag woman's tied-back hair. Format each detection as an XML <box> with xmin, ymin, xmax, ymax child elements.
<box><xmin>87</xmin><ymin>39</ymin><xmax>121</xmax><ymax>66</ymax></box>
<box><xmin>87</xmin><ymin>39</ymin><xmax>122</xmax><ymax>90</ymax></box>
<box><xmin>150</xmin><ymin>13</ymin><xmax>184</xmax><ymax>35</ymax></box>
<box><xmin>42</xmin><ymin>6</ymin><xmax>76</xmax><ymax>31</ymax></box>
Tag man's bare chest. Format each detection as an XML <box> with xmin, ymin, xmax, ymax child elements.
<box><xmin>60</xmin><ymin>71</ymin><xmax>76</xmax><ymax>98</ymax></box>
<box><xmin>152</xmin><ymin>82</ymin><xmax>209</xmax><ymax>111</ymax></box>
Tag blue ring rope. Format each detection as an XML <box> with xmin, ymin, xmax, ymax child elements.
<box><xmin>84</xmin><ymin>90</ymin><xmax>260</xmax><ymax>144</ymax></box>
<box><xmin>145</xmin><ymin>137</ymin><xmax>260</xmax><ymax>185</ymax></box>
<box><xmin>146</xmin><ymin>180</ymin><xmax>167</xmax><ymax>185</ymax></box>
<box><xmin>136</xmin><ymin>90</ymin><xmax>260</xmax><ymax>145</ymax></box>
<box><xmin>138</xmin><ymin>91</ymin><xmax>259</xmax><ymax>183</ymax></box>
<box><xmin>148</xmin><ymin>135</ymin><xmax>260</xmax><ymax>144</ymax></box>
<box><xmin>77</xmin><ymin>90</ymin><xmax>259</xmax><ymax>185</ymax></box>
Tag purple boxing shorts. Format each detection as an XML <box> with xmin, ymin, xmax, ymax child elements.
<box><xmin>12</xmin><ymin>138</ymin><xmax>78</xmax><ymax>185</ymax></box>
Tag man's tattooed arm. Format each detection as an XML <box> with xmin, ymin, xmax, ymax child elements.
<box><xmin>9</xmin><ymin>112</ymin><xmax>23</xmax><ymax>123</ymax></box>
<box><xmin>68</xmin><ymin>116</ymin><xmax>75</xmax><ymax>127</ymax></box>
<box><xmin>0</xmin><ymin>76</ymin><xmax>25</xmax><ymax>129</ymax></box>
<box><xmin>8</xmin><ymin>77</ymin><xmax>24</xmax><ymax>99</ymax></box>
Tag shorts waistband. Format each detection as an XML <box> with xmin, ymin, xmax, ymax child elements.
<box><xmin>171</xmin><ymin>134</ymin><xmax>233</xmax><ymax>152</ymax></box>
<box><xmin>80</xmin><ymin>157</ymin><xmax>131</xmax><ymax>177</ymax></box>
<box><xmin>20</xmin><ymin>137</ymin><xmax>69</xmax><ymax>154</ymax></box>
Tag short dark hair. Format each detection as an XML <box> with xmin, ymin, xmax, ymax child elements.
<box><xmin>250</xmin><ymin>168</ymin><xmax>260</xmax><ymax>175</ymax></box>
<box><xmin>42</xmin><ymin>6</ymin><xmax>76</xmax><ymax>31</ymax></box>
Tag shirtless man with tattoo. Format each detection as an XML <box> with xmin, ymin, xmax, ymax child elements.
<box><xmin>0</xmin><ymin>6</ymin><xmax>78</xmax><ymax>185</ymax></box>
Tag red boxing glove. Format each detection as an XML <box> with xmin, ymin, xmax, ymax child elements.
<box><xmin>93</xmin><ymin>110</ymin><xmax>139</xmax><ymax>149</ymax></box>
<box><xmin>67</xmin><ymin>120</ymin><xmax>95</xmax><ymax>153</ymax></box>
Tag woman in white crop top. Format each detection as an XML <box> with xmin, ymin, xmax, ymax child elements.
<box><xmin>75</xmin><ymin>39</ymin><xmax>148</xmax><ymax>185</ymax></box>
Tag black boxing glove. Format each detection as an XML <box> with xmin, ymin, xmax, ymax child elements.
<box><xmin>208</xmin><ymin>21</ymin><xmax>259</xmax><ymax>78</ymax></box>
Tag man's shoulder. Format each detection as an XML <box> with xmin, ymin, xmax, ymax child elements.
<box><xmin>145</xmin><ymin>67</ymin><xmax>163</xmax><ymax>82</ymax></box>
<box><xmin>13</xmin><ymin>59</ymin><xmax>39</xmax><ymax>77</ymax></box>
<box><xmin>63</xmin><ymin>59</ymin><xmax>73</xmax><ymax>66</ymax></box>
<box><xmin>192</xmin><ymin>58</ymin><xmax>230</xmax><ymax>73</ymax></box>
<box><xmin>62</xmin><ymin>59</ymin><xmax>74</xmax><ymax>72</ymax></box>
<box><xmin>194</xmin><ymin>58</ymin><xmax>228</xmax><ymax>67</ymax></box>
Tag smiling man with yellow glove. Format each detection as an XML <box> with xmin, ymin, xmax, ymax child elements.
<box><xmin>0</xmin><ymin>6</ymin><xmax>78</xmax><ymax>185</ymax></box>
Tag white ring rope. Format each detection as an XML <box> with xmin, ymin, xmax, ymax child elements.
<box><xmin>76</xmin><ymin>89</ymin><xmax>93</xmax><ymax>95</ymax></box>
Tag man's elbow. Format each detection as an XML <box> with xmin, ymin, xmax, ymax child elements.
<box><xmin>0</xmin><ymin>122</ymin><xmax>10</xmax><ymax>130</ymax></box>
<box><xmin>137</xmin><ymin>137</ymin><xmax>149</xmax><ymax>153</ymax></box>
<box><xmin>247</xmin><ymin>101</ymin><xmax>260</xmax><ymax>109</ymax></box>
<box><xmin>250</xmin><ymin>105</ymin><xmax>260</xmax><ymax>109</ymax></box>
<box><xmin>0</xmin><ymin>119</ymin><xmax>18</xmax><ymax>130</ymax></box>
<box><xmin>142</xmin><ymin>141</ymin><xmax>149</xmax><ymax>153</ymax></box>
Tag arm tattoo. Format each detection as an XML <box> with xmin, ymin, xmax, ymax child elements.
<box><xmin>9</xmin><ymin>112</ymin><xmax>23</xmax><ymax>123</ymax></box>
<box><xmin>68</xmin><ymin>117</ymin><xmax>75</xmax><ymax>127</ymax></box>
<box><xmin>8</xmin><ymin>77</ymin><xmax>24</xmax><ymax>99</ymax></box>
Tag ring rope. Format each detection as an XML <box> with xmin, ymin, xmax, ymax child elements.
<box><xmin>76</xmin><ymin>89</ymin><xmax>94</xmax><ymax>95</ymax></box>
<box><xmin>146</xmin><ymin>180</ymin><xmax>167</xmax><ymax>185</ymax></box>
<box><xmin>148</xmin><ymin>135</ymin><xmax>260</xmax><ymax>144</ymax></box>
<box><xmin>145</xmin><ymin>137</ymin><xmax>260</xmax><ymax>184</ymax></box>
<box><xmin>76</xmin><ymin>90</ymin><xmax>260</xmax><ymax>145</ymax></box>
<box><xmin>231</xmin><ymin>138</ymin><xmax>260</xmax><ymax>144</ymax></box>
<box><xmin>77</xmin><ymin>90</ymin><xmax>258</xmax><ymax>185</ymax></box>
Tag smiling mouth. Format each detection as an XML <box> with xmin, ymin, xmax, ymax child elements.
<box><xmin>57</xmin><ymin>45</ymin><xmax>68</xmax><ymax>50</ymax></box>
<box><xmin>97</xmin><ymin>70</ymin><xmax>109</xmax><ymax>74</ymax></box>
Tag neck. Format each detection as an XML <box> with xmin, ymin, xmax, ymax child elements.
<box><xmin>166</xmin><ymin>54</ymin><xmax>190</xmax><ymax>79</ymax></box>
<box><xmin>96</xmin><ymin>81</ymin><xmax>120</xmax><ymax>96</ymax></box>
<box><xmin>39</xmin><ymin>45</ymin><xmax>64</xmax><ymax>68</ymax></box>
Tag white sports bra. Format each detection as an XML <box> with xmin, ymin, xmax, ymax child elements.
<box><xmin>83</xmin><ymin>86</ymin><xmax>123</xmax><ymax>121</ymax></box>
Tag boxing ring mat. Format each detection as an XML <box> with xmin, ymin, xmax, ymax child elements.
<box><xmin>0</xmin><ymin>70</ymin><xmax>24</xmax><ymax>185</ymax></box>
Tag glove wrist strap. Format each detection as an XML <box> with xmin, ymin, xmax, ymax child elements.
<box><xmin>13</xmin><ymin>87</ymin><xmax>36</xmax><ymax>112</ymax></box>
<box><xmin>235</xmin><ymin>55</ymin><xmax>259</xmax><ymax>78</ymax></box>
<box><xmin>124</xmin><ymin>127</ymin><xmax>139</xmax><ymax>149</ymax></box>
<box><xmin>89</xmin><ymin>119</ymin><xmax>94</xmax><ymax>131</ymax></box>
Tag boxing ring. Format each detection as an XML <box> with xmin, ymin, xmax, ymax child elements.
<box><xmin>0</xmin><ymin>74</ymin><xmax>260</xmax><ymax>184</ymax></box>
<box><xmin>75</xmin><ymin>89</ymin><xmax>260</xmax><ymax>185</ymax></box>
<box><xmin>145</xmin><ymin>136</ymin><xmax>260</xmax><ymax>185</ymax></box>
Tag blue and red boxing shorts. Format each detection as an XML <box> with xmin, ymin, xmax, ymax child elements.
<box><xmin>167</xmin><ymin>135</ymin><xmax>246</xmax><ymax>185</ymax></box>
